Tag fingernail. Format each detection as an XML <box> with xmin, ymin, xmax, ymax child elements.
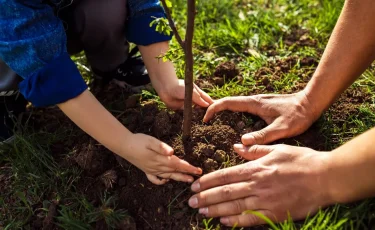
<box><xmin>233</xmin><ymin>144</ymin><xmax>243</xmax><ymax>150</ymax></box>
<box><xmin>221</xmin><ymin>217</ymin><xmax>229</xmax><ymax>225</ymax></box>
<box><xmin>199</xmin><ymin>207</ymin><xmax>208</xmax><ymax>215</ymax></box>
<box><xmin>191</xmin><ymin>182</ymin><xmax>200</xmax><ymax>192</ymax></box>
<box><xmin>188</xmin><ymin>197</ymin><xmax>198</xmax><ymax>208</ymax></box>
<box><xmin>187</xmin><ymin>178</ymin><xmax>193</xmax><ymax>183</ymax></box>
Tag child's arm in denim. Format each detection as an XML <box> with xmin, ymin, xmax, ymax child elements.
<box><xmin>0</xmin><ymin>0</ymin><xmax>87</xmax><ymax>107</ymax></box>
<box><xmin>126</xmin><ymin>0</ymin><xmax>173</xmax><ymax>46</ymax></box>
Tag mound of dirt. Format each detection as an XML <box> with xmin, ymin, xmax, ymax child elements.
<box><xmin>214</xmin><ymin>61</ymin><xmax>240</xmax><ymax>80</ymax></box>
<box><xmin>51</xmin><ymin>102</ymin><xmax>328</xmax><ymax>230</ymax></box>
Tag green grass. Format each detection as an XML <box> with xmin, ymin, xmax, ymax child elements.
<box><xmin>1</xmin><ymin>0</ymin><xmax>375</xmax><ymax>229</ymax></box>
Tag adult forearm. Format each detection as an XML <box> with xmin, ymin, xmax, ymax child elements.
<box><xmin>58</xmin><ymin>90</ymin><xmax>132</xmax><ymax>155</ymax></box>
<box><xmin>324</xmin><ymin>127</ymin><xmax>375</xmax><ymax>204</ymax></box>
<box><xmin>304</xmin><ymin>0</ymin><xmax>375</xmax><ymax>115</ymax></box>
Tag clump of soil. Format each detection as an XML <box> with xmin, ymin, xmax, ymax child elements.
<box><xmin>213</xmin><ymin>150</ymin><xmax>227</xmax><ymax>163</ymax></box>
<box><xmin>196</xmin><ymin>61</ymin><xmax>241</xmax><ymax>88</ymax></box>
<box><xmin>203</xmin><ymin>158</ymin><xmax>218</xmax><ymax>173</ymax></box>
<box><xmin>284</xmin><ymin>28</ymin><xmax>317</xmax><ymax>47</ymax></box>
<box><xmin>214</xmin><ymin>61</ymin><xmax>239</xmax><ymax>80</ymax></box>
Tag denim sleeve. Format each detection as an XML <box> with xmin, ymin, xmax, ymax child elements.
<box><xmin>0</xmin><ymin>0</ymin><xmax>87</xmax><ymax>107</ymax></box>
<box><xmin>126</xmin><ymin>0</ymin><xmax>173</xmax><ymax>46</ymax></box>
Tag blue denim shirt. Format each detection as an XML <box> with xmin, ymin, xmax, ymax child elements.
<box><xmin>0</xmin><ymin>0</ymin><xmax>172</xmax><ymax>107</ymax></box>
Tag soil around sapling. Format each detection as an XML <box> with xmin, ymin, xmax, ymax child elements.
<box><xmin>44</xmin><ymin>102</ymin><xmax>329</xmax><ymax>230</ymax></box>
<box><xmin>5</xmin><ymin>55</ymin><xmax>373</xmax><ymax>229</ymax></box>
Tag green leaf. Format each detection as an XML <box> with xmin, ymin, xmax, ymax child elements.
<box><xmin>243</xmin><ymin>210</ymin><xmax>279</xmax><ymax>230</ymax></box>
<box><xmin>165</xmin><ymin>0</ymin><xmax>172</xmax><ymax>8</ymax></box>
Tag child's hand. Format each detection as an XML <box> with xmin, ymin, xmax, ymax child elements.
<box><xmin>121</xmin><ymin>133</ymin><xmax>203</xmax><ymax>185</ymax></box>
<box><xmin>159</xmin><ymin>79</ymin><xmax>214</xmax><ymax>110</ymax></box>
<box><xmin>59</xmin><ymin>90</ymin><xmax>201</xmax><ymax>185</ymax></box>
<box><xmin>138</xmin><ymin>43</ymin><xmax>214</xmax><ymax>110</ymax></box>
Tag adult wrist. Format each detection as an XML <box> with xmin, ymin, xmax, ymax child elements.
<box><xmin>319</xmin><ymin>150</ymin><xmax>354</xmax><ymax>205</ymax></box>
<box><xmin>296</xmin><ymin>90</ymin><xmax>323</xmax><ymax>122</ymax></box>
<box><xmin>301</xmin><ymin>73</ymin><xmax>338</xmax><ymax>120</ymax></box>
<box><xmin>307</xmin><ymin>151</ymin><xmax>339</xmax><ymax>208</ymax></box>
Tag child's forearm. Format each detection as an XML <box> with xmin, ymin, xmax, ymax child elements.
<box><xmin>139</xmin><ymin>42</ymin><xmax>178</xmax><ymax>96</ymax></box>
<box><xmin>57</xmin><ymin>89</ymin><xmax>132</xmax><ymax>155</ymax></box>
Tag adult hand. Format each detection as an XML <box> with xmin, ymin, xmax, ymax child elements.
<box><xmin>188</xmin><ymin>144</ymin><xmax>333</xmax><ymax>227</ymax></box>
<box><xmin>204</xmin><ymin>91</ymin><xmax>320</xmax><ymax>145</ymax></box>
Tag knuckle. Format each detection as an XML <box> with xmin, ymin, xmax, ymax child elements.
<box><xmin>275</xmin><ymin>144</ymin><xmax>289</xmax><ymax>152</ymax></box>
<box><xmin>247</xmin><ymin>214</ymin><xmax>260</xmax><ymax>226</ymax></box>
<box><xmin>238</xmin><ymin>165</ymin><xmax>251</xmax><ymax>180</ymax></box>
<box><xmin>228</xmin><ymin>217</ymin><xmax>240</xmax><ymax>226</ymax></box>
<box><xmin>251</xmin><ymin>95</ymin><xmax>263</xmax><ymax>105</ymax></box>
<box><xmin>233</xmin><ymin>199</ymin><xmax>244</xmax><ymax>213</ymax></box>
<box><xmin>145</xmin><ymin>141</ymin><xmax>152</xmax><ymax>150</ymax></box>
<box><xmin>254</xmin><ymin>130</ymin><xmax>267</xmax><ymax>144</ymax></box>
<box><xmin>218</xmin><ymin>170</ymin><xmax>230</xmax><ymax>184</ymax></box>
<box><xmin>220</xmin><ymin>185</ymin><xmax>233</xmax><ymax>200</ymax></box>
<box><xmin>249</xmin><ymin>145</ymin><xmax>260</xmax><ymax>156</ymax></box>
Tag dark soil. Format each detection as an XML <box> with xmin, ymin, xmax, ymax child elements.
<box><xmin>40</xmin><ymin>102</ymin><xmax>327</xmax><ymax>230</ymax></box>
<box><xmin>196</xmin><ymin>61</ymin><xmax>242</xmax><ymax>88</ymax></box>
<box><xmin>3</xmin><ymin>42</ymin><xmax>374</xmax><ymax>229</ymax></box>
<box><xmin>10</xmin><ymin>57</ymin><xmax>371</xmax><ymax>230</ymax></box>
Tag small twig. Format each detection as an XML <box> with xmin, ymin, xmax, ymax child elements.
<box><xmin>115</xmin><ymin>111</ymin><xmax>126</xmax><ymax>119</ymax></box>
<box><xmin>160</xmin><ymin>0</ymin><xmax>185</xmax><ymax>50</ymax></box>
<box><xmin>139</xmin><ymin>215</ymin><xmax>153</xmax><ymax>229</ymax></box>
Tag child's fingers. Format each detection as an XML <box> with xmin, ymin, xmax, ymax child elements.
<box><xmin>146</xmin><ymin>174</ymin><xmax>169</xmax><ymax>185</ymax></box>
<box><xmin>192</xmin><ymin>89</ymin><xmax>210</xmax><ymax>107</ymax></box>
<box><xmin>146</xmin><ymin>135</ymin><xmax>174</xmax><ymax>156</ymax></box>
<box><xmin>159</xmin><ymin>172</ymin><xmax>194</xmax><ymax>183</ymax></box>
<box><xmin>194</xmin><ymin>84</ymin><xmax>214</xmax><ymax>104</ymax></box>
<box><xmin>169</xmin><ymin>156</ymin><xmax>203</xmax><ymax>175</ymax></box>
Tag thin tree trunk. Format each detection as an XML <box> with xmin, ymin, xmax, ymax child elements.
<box><xmin>182</xmin><ymin>0</ymin><xmax>196</xmax><ymax>140</ymax></box>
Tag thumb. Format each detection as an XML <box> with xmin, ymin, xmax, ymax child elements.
<box><xmin>146</xmin><ymin>135</ymin><xmax>174</xmax><ymax>156</ymax></box>
<box><xmin>233</xmin><ymin>144</ymin><xmax>275</xmax><ymax>160</ymax></box>
<box><xmin>241</xmin><ymin>122</ymin><xmax>286</xmax><ymax>145</ymax></box>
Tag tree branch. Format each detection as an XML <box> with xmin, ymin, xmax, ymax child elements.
<box><xmin>160</xmin><ymin>0</ymin><xmax>185</xmax><ymax>50</ymax></box>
